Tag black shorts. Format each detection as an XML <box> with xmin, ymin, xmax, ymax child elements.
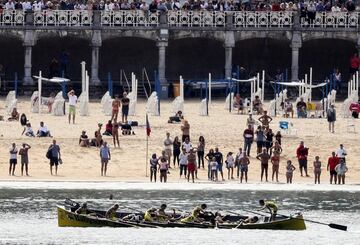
<box><xmin>122</xmin><ymin>107</ymin><xmax>129</xmax><ymax>116</ymax></box>
<box><xmin>330</xmin><ymin>170</ymin><xmax>337</xmax><ymax>176</ymax></box>
<box><xmin>299</xmin><ymin>159</ymin><xmax>307</xmax><ymax>168</ymax></box>
<box><xmin>9</xmin><ymin>159</ymin><xmax>17</xmax><ymax>165</ymax></box>
<box><xmin>50</xmin><ymin>157</ymin><xmax>59</xmax><ymax>166</ymax></box>
<box><xmin>257</xmin><ymin>141</ymin><xmax>264</xmax><ymax>148</ymax></box>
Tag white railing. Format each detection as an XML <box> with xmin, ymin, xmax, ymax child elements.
<box><xmin>301</xmin><ymin>12</ymin><xmax>359</xmax><ymax>28</ymax></box>
<box><xmin>233</xmin><ymin>11</ymin><xmax>294</xmax><ymax>28</ymax></box>
<box><xmin>33</xmin><ymin>10</ymin><xmax>92</xmax><ymax>26</ymax></box>
<box><xmin>167</xmin><ymin>11</ymin><xmax>225</xmax><ymax>27</ymax></box>
<box><xmin>101</xmin><ymin>11</ymin><xmax>159</xmax><ymax>27</ymax></box>
<box><xmin>0</xmin><ymin>10</ymin><xmax>24</xmax><ymax>26</ymax></box>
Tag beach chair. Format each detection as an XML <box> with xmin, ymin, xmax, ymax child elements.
<box><xmin>279</xmin><ymin>121</ymin><xmax>297</xmax><ymax>135</ymax></box>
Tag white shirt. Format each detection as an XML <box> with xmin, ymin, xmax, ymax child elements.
<box><xmin>182</xmin><ymin>142</ymin><xmax>192</xmax><ymax>153</ymax></box>
<box><xmin>39</xmin><ymin>125</ymin><xmax>48</xmax><ymax>133</ymax></box>
<box><xmin>179</xmin><ymin>153</ymin><xmax>188</xmax><ymax>165</ymax></box>
<box><xmin>5</xmin><ymin>2</ymin><xmax>15</xmax><ymax>10</ymax></box>
<box><xmin>10</xmin><ymin>147</ymin><xmax>18</xmax><ymax>159</ymax></box>
<box><xmin>69</xmin><ymin>95</ymin><xmax>78</xmax><ymax>106</ymax></box>
<box><xmin>336</xmin><ymin>148</ymin><xmax>347</xmax><ymax>158</ymax></box>
<box><xmin>210</xmin><ymin>161</ymin><xmax>218</xmax><ymax>170</ymax></box>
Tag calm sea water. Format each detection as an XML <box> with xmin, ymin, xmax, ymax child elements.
<box><xmin>0</xmin><ymin>186</ymin><xmax>359</xmax><ymax>245</ymax></box>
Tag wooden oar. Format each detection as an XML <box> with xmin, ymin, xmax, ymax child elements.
<box><xmin>276</xmin><ymin>213</ymin><xmax>347</xmax><ymax>231</ymax></box>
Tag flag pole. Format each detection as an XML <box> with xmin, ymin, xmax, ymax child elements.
<box><xmin>145</xmin><ymin>114</ymin><xmax>149</xmax><ymax>177</ymax></box>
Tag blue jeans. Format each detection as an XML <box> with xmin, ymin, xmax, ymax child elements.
<box><xmin>244</xmin><ymin>138</ymin><xmax>253</xmax><ymax>156</ymax></box>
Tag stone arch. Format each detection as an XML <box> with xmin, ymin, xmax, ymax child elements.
<box><xmin>101</xmin><ymin>30</ymin><xmax>158</xmax><ymax>42</ymax></box>
<box><xmin>170</xmin><ymin>31</ymin><xmax>225</xmax><ymax>43</ymax></box>
<box><xmin>33</xmin><ymin>35</ymin><xmax>91</xmax><ymax>81</ymax></box>
<box><xmin>166</xmin><ymin>37</ymin><xmax>225</xmax><ymax>80</ymax></box>
<box><xmin>0</xmin><ymin>33</ymin><xmax>24</xmax><ymax>80</ymax></box>
<box><xmin>233</xmin><ymin>37</ymin><xmax>291</xmax><ymax>79</ymax></box>
<box><xmin>234</xmin><ymin>31</ymin><xmax>292</xmax><ymax>43</ymax></box>
<box><xmin>301</xmin><ymin>32</ymin><xmax>357</xmax><ymax>44</ymax></box>
<box><xmin>99</xmin><ymin>36</ymin><xmax>157</xmax><ymax>82</ymax></box>
<box><xmin>299</xmin><ymin>38</ymin><xmax>356</xmax><ymax>82</ymax></box>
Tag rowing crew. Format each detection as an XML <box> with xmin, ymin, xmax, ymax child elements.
<box><xmin>74</xmin><ymin>200</ymin><xmax>278</xmax><ymax>223</ymax></box>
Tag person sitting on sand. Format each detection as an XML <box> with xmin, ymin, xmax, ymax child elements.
<box><xmin>233</xmin><ymin>93</ymin><xmax>244</xmax><ymax>114</ymax></box>
<box><xmin>112</xmin><ymin>122</ymin><xmax>120</xmax><ymax>148</ymax></box>
<box><xmin>22</xmin><ymin>122</ymin><xmax>35</xmax><ymax>137</ymax></box>
<box><xmin>258</xmin><ymin>111</ymin><xmax>272</xmax><ymax>129</ymax></box>
<box><xmin>121</xmin><ymin>122</ymin><xmax>133</xmax><ymax>135</ymax></box>
<box><xmin>79</xmin><ymin>130</ymin><xmax>90</xmax><ymax>147</ymax></box>
<box><xmin>296</xmin><ymin>97</ymin><xmax>307</xmax><ymax>118</ymax></box>
<box><xmin>103</xmin><ymin>120</ymin><xmax>113</xmax><ymax>136</ymax></box>
<box><xmin>8</xmin><ymin>108</ymin><xmax>19</xmax><ymax>121</ymax></box>
<box><xmin>284</xmin><ymin>99</ymin><xmax>294</xmax><ymax>118</ymax></box>
<box><xmin>252</xmin><ymin>95</ymin><xmax>263</xmax><ymax>114</ymax></box>
<box><xmin>168</xmin><ymin>110</ymin><xmax>184</xmax><ymax>123</ymax></box>
<box><xmin>105</xmin><ymin>203</ymin><xmax>119</xmax><ymax>220</ymax></box>
<box><xmin>36</xmin><ymin>121</ymin><xmax>52</xmax><ymax>137</ymax></box>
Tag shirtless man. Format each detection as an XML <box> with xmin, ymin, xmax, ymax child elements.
<box><xmin>258</xmin><ymin>111</ymin><xmax>272</xmax><ymax>129</ymax></box>
<box><xmin>111</xmin><ymin>95</ymin><xmax>121</xmax><ymax>122</ymax></box>
<box><xmin>112</xmin><ymin>122</ymin><xmax>120</xmax><ymax>148</ymax></box>
<box><xmin>256</xmin><ymin>148</ymin><xmax>270</xmax><ymax>182</ymax></box>
<box><xmin>239</xmin><ymin>153</ymin><xmax>250</xmax><ymax>183</ymax></box>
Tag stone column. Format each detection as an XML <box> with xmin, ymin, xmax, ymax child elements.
<box><xmin>23</xmin><ymin>30</ymin><xmax>36</xmax><ymax>85</ymax></box>
<box><xmin>90</xmin><ymin>30</ymin><xmax>101</xmax><ymax>85</ymax></box>
<box><xmin>157</xmin><ymin>39</ymin><xmax>168</xmax><ymax>98</ymax></box>
<box><xmin>290</xmin><ymin>32</ymin><xmax>302</xmax><ymax>82</ymax></box>
<box><xmin>224</xmin><ymin>31</ymin><xmax>235</xmax><ymax>79</ymax></box>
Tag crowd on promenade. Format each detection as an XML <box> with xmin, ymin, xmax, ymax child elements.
<box><xmin>0</xmin><ymin>0</ymin><xmax>359</xmax><ymax>13</ymax></box>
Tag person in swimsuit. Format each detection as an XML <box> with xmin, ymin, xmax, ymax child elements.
<box><xmin>112</xmin><ymin>122</ymin><xmax>120</xmax><ymax>148</ymax></box>
<box><xmin>313</xmin><ymin>156</ymin><xmax>321</xmax><ymax>184</ymax></box>
<box><xmin>239</xmin><ymin>154</ymin><xmax>250</xmax><ymax>183</ymax></box>
<box><xmin>258</xmin><ymin>110</ymin><xmax>272</xmax><ymax>129</ymax></box>
<box><xmin>121</xmin><ymin>92</ymin><xmax>130</xmax><ymax>123</ymax></box>
<box><xmin>286</xmin><ymin>160</ymin><xmax>296</xmax><ymax>184</ymax></box>
<box><xmin>210</xmin><ymin>157</ymin><xmax>218</xmax><ymax>181</ymax></box>
<box><xmin>271</xmin><ymin>154</ymin><xmax>280</xmax><ymax>182</ymax></box>
<box><xmin>270</xmin><ymin>141</ymin><xmax>282</xmax><ymax>157</ymax></box>
<box><xmin>163</xmin><ymin>132</ymin><xmax>173</xmax><ymax>166</ymax></box>
<box><xmin>275</xmin><ymin>131</ymin><xmax>282</xmax><ymax>145</ymax></box>
<box><xmin>19</xmin><ymin>143</ymin><xmax>31</xmax><ymax>176</ymax></box>
<box><xmin>149</xmin><ymin>153</ymin><xmax>159</xmax><ymax>182</ymax></box>
<box><xmin>256</xmin><ymin>148</ymin><xmax>270</xmax><ymax>182</ymax></box>
<box><xmin>335</xmin><ymin>159</ymin><xmax>348</xmax><ymax>185</ymax></box>
<box><xmin>187</xmin><ymin>149</ymin><xmax>197</xmax><ymax>183</ymax></box>
<box><xmin>172</xmin><ymin>136</ymin><xmax>181</xmax><ymax>167</ymax></box>
<box><xmin>111</xmin><ymin>95</ymin><xmax>121</xmax><ymax>122</ymax></box>
<box><xmin>159</xmin><ymin>157</ymin><xmax>169</xmax><ymax>183</ymax></box>
<box><xmin>105</xmin><ymin>204</ymin><xmax>119</xmax><ymax>220</ymax></box>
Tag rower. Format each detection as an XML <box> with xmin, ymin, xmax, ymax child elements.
<box><xmin>258</xmin><ymin>199</ymin><xmax>278</xmax><ymax>221</ymax></box>
<box><xmin>144</xmin><ymin>207</ymin><xmax>157</xmax><ymax>222</ymax></box>
<box><xmin>75</xmin><ymin>202</ymin><xmax>88</xmax><ymax>215</ymax></box>
<box><xmin>105</xmin><ymin>204</ymin><xmax>119</xmax><ymax>221</ymax></box>
<box><xmin>157</xmin><ymin>204</ymin><xmax>169</xmax><ymax>222</ymax></box>
<box><xmin>242</xmin><ymin>216</ymin><xmax>259</xmax><ymax>224</ymax></box>
<box><xmin>180</xmin><ymin>204</ymin><xmax>207</xmax><ymax>223</ymax></box>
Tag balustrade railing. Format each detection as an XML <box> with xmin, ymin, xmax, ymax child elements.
<box><xmin>0</xmin><ymin>10</ymin><xmax>24</xmax><ymax>26</ymax></box>
<box><xmin>33</xmin><ymin>10</ymin><xmax>92</xmax><ymax>26</ymax></box>
<box><xmin>167</xmin><ymin>11</ymin><xmax>225</xmax><ymax>27</ymax></box>
<box><xmin>101</xmin><ymin>11</ymin><xmax>159</xmax><ymax>27</ymax></box>
<box><xmin>0</xmin><ymin>10</ymin><xmax>359</xmax><ymax>29</ymax></box>
<box><xmin>301</xmin><ymin>12</ymin><xmax>359</xmax><ymax>28</ymax></box>
<box><xmin>233</xmin><ymin>11</ymin><xmax>294</xmax><ymax>28</ymax></box>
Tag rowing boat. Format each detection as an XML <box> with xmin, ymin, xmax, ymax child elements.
<box><xmin>57</xmin><ymin>205</ymin><xmax>306</xmax><ymax>230</ymax></box>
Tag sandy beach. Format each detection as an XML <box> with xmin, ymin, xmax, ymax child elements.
<box><xmin>0</xmin><ymin>98</ymin><xmax>359</xmax><ymax>184</ymax></box>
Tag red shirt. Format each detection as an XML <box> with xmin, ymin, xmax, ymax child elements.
<box><xmin>350</xmin><ymin>56</ymin><xmax>360</xmax><ymax>69</ymax></box>
<box><xmin>328</xmin><ymin>157</ymin><xmax>339</xmax><ymax>171</ymax></box>
<box><xmin>296</xmin><ymin>146</ymin><xmax>308</xmax><ymax>160</ymax></box>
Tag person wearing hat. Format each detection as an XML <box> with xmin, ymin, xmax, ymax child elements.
<box><xmin>67</xmin><ymin>90</ymin><xmax>78</xmax><ymax>124</ymax></box>
<box><xmin>121</xmin><ymin>92</ymin><xmax>130</xmax><ymax>123</ymax></box>
<box><xmin>326</xmin><ymin>104</ymin><xmax>336</xmax><ymax>133</ymax></box>
<box><xmin>79</xmin><ymin>130</ymin><xmax>90</xmax><ymax>147</ymax></box>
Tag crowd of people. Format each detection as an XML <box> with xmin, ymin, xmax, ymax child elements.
<box><xmin>0</xmin><ymin>0</ymin><xmax>359</xmax><ymax>13</ymax></box>
<box><xmin>147</xmin><ymin>111</ymin><xmax>349</xmax><ymax>184</ymax></box>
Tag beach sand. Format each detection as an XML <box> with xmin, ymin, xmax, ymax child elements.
<box><xmin>0</xmin><ymin>98</ymin><xmax>359</xmax><ymax>184</ymax></box>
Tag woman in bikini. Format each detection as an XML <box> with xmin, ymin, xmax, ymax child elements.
<box><xmin>111</xmin><ymin>95</ymin><xmax>121</xmax><ymax>122</ymax></box>
<box><xmin>313</xmin><ymin>156</ymin><xmax>321</xmax><ymax>184</ymax></box>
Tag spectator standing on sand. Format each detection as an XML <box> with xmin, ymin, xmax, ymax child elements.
<box><xmin>159</xmin><ymin>157</ymin><xmax>169</xmax><ymax>183</ymax></box>
<box><xmin>67</xmin><ymin>90</ymin><xmax>77</xmax><ymax>124</ymax></box>
<box><xmin>100</xmin><ymin>142</ymin><xmax>111</xmax><ymax>176</ymax></box>
<box><xmin>19</xmin><ymin>143</ymin><xmax>31</xmax><ymax>176</ymax></box>
<box><xmin>271</xmin><ymin>153</ymin><xmax>280</xmax><ymax>182</ymax></box>
<box><xmin>327</xmin><ymin>152</ymin><xmax>339</xmax><ymax>184</ymax></box>
<box><xmin>235</xmin><ymin>148</ymin><xmax>244</xmax><ymax>179</ymax></box>
<box><xmin>111</xmin><ymin>95</ymin><xmax>121</xmax><ymax>122</ymax></box>
<box><xmin>256</xmin><ymin>148</ymin><xmax>270</xmax><ymax>182</ymax></box>
<box><xmin>181</xmin><ymin>120</ymin><xmax>190</xmax><ymax>142</ymax></box>
<box><xmin>335</xmin><ymin>159</ymin><xmax>348</xmax><ymax>185</ymax></box>
<box><xmin>286</xmin><ymin>160</ymin><xmax>296</xmax><ymax>184</ymax></box>
<box><xmin>205</xmin><ymin>148</ymin><xmax>215</xmax><ymax>180</ymax></box>
<box><xmin>197</xmin><ymin>136</ymin><xmax>205</xmax><ymax>169</ymax></box>
<box><xmin>9</xmin><ymin>143</ymin><xmax>18</xmax><ymax>176</ymax></box>
<box><xmin>258</xmin><ymin>111</ymin><xmax>272</xmax><ymax>129</ymax></box>
<box><xmin>239</xmin><ymin>154</ymin><xmax>250</xmax><ymax>183</ymax></box>
<box><xmin>336</xmin><ymin>144</ymin><xmax>347</xmax><ymax>163</ymax></box>
<box><xmin>187</xmin><ymin>149</ymin><xmax>197</xmax><ymax>183</ymax></box>
<box><xmin>255</xmin><ymin>126</ymin><xmax>266</xmax><ymax>154</ymax></box>
<box><xmin>182</xmin><ymin>137</ymin><xmax>192</xmax><ymax>153</ymax></box>
<box><xmin>246</xmin><ymin>113</ymin><xmax>256</xmax><ymax>130</ymax></box>
<box><xmin>173</xmin><ymin>136</ymin><xmax>181</xmax><ymax>167</ymax></box>
<box><xmin>243</xmin><ymin>125</ymin><xmax>254</xmax><ymax>157</ymax></box>
<box><xmin>226</xmin><ymin>152</ymin><xmax>235</xmax><ymax>180</ymax></box>
<box><xmin>313</xmin><ymin>156</ymin><xmax>321</xmax><ymax>184</ymax></box>
<box><xmin>296</xmin><ymin>141</ymin><xmax>310</xmax><ymax>177</ymax></box>
<box><xmin>164</xmin><ymin>132</ymin><xmax>173</xmax><ymax>166</ymax></box>
<box><xmin>121</xmin><ymin>92</ymin><xmax>130</xmax><ymax>123</ymax></box>
<box><xmin>179</xmin><ymin>148</ymin><xmax>188</xmax><ymax>178</ymax></box>
<box><xmin>149</xmin><ymin>153</ymin><xmax>159</xmax><ymax>182</ymax></box>
<box><xmin>214</xmin><ymin>147</ymin><xmax>225</xmax><ymax>181</ymax></box>
<box><xmin>326</xmin><ymin>104</ymin><xmax>336</xmax><ymax>133</ymax></box>
<box><xmin>48</xmin><ymin>140</ymin><xmax>61</xmax><ymax>176</ymax></box>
